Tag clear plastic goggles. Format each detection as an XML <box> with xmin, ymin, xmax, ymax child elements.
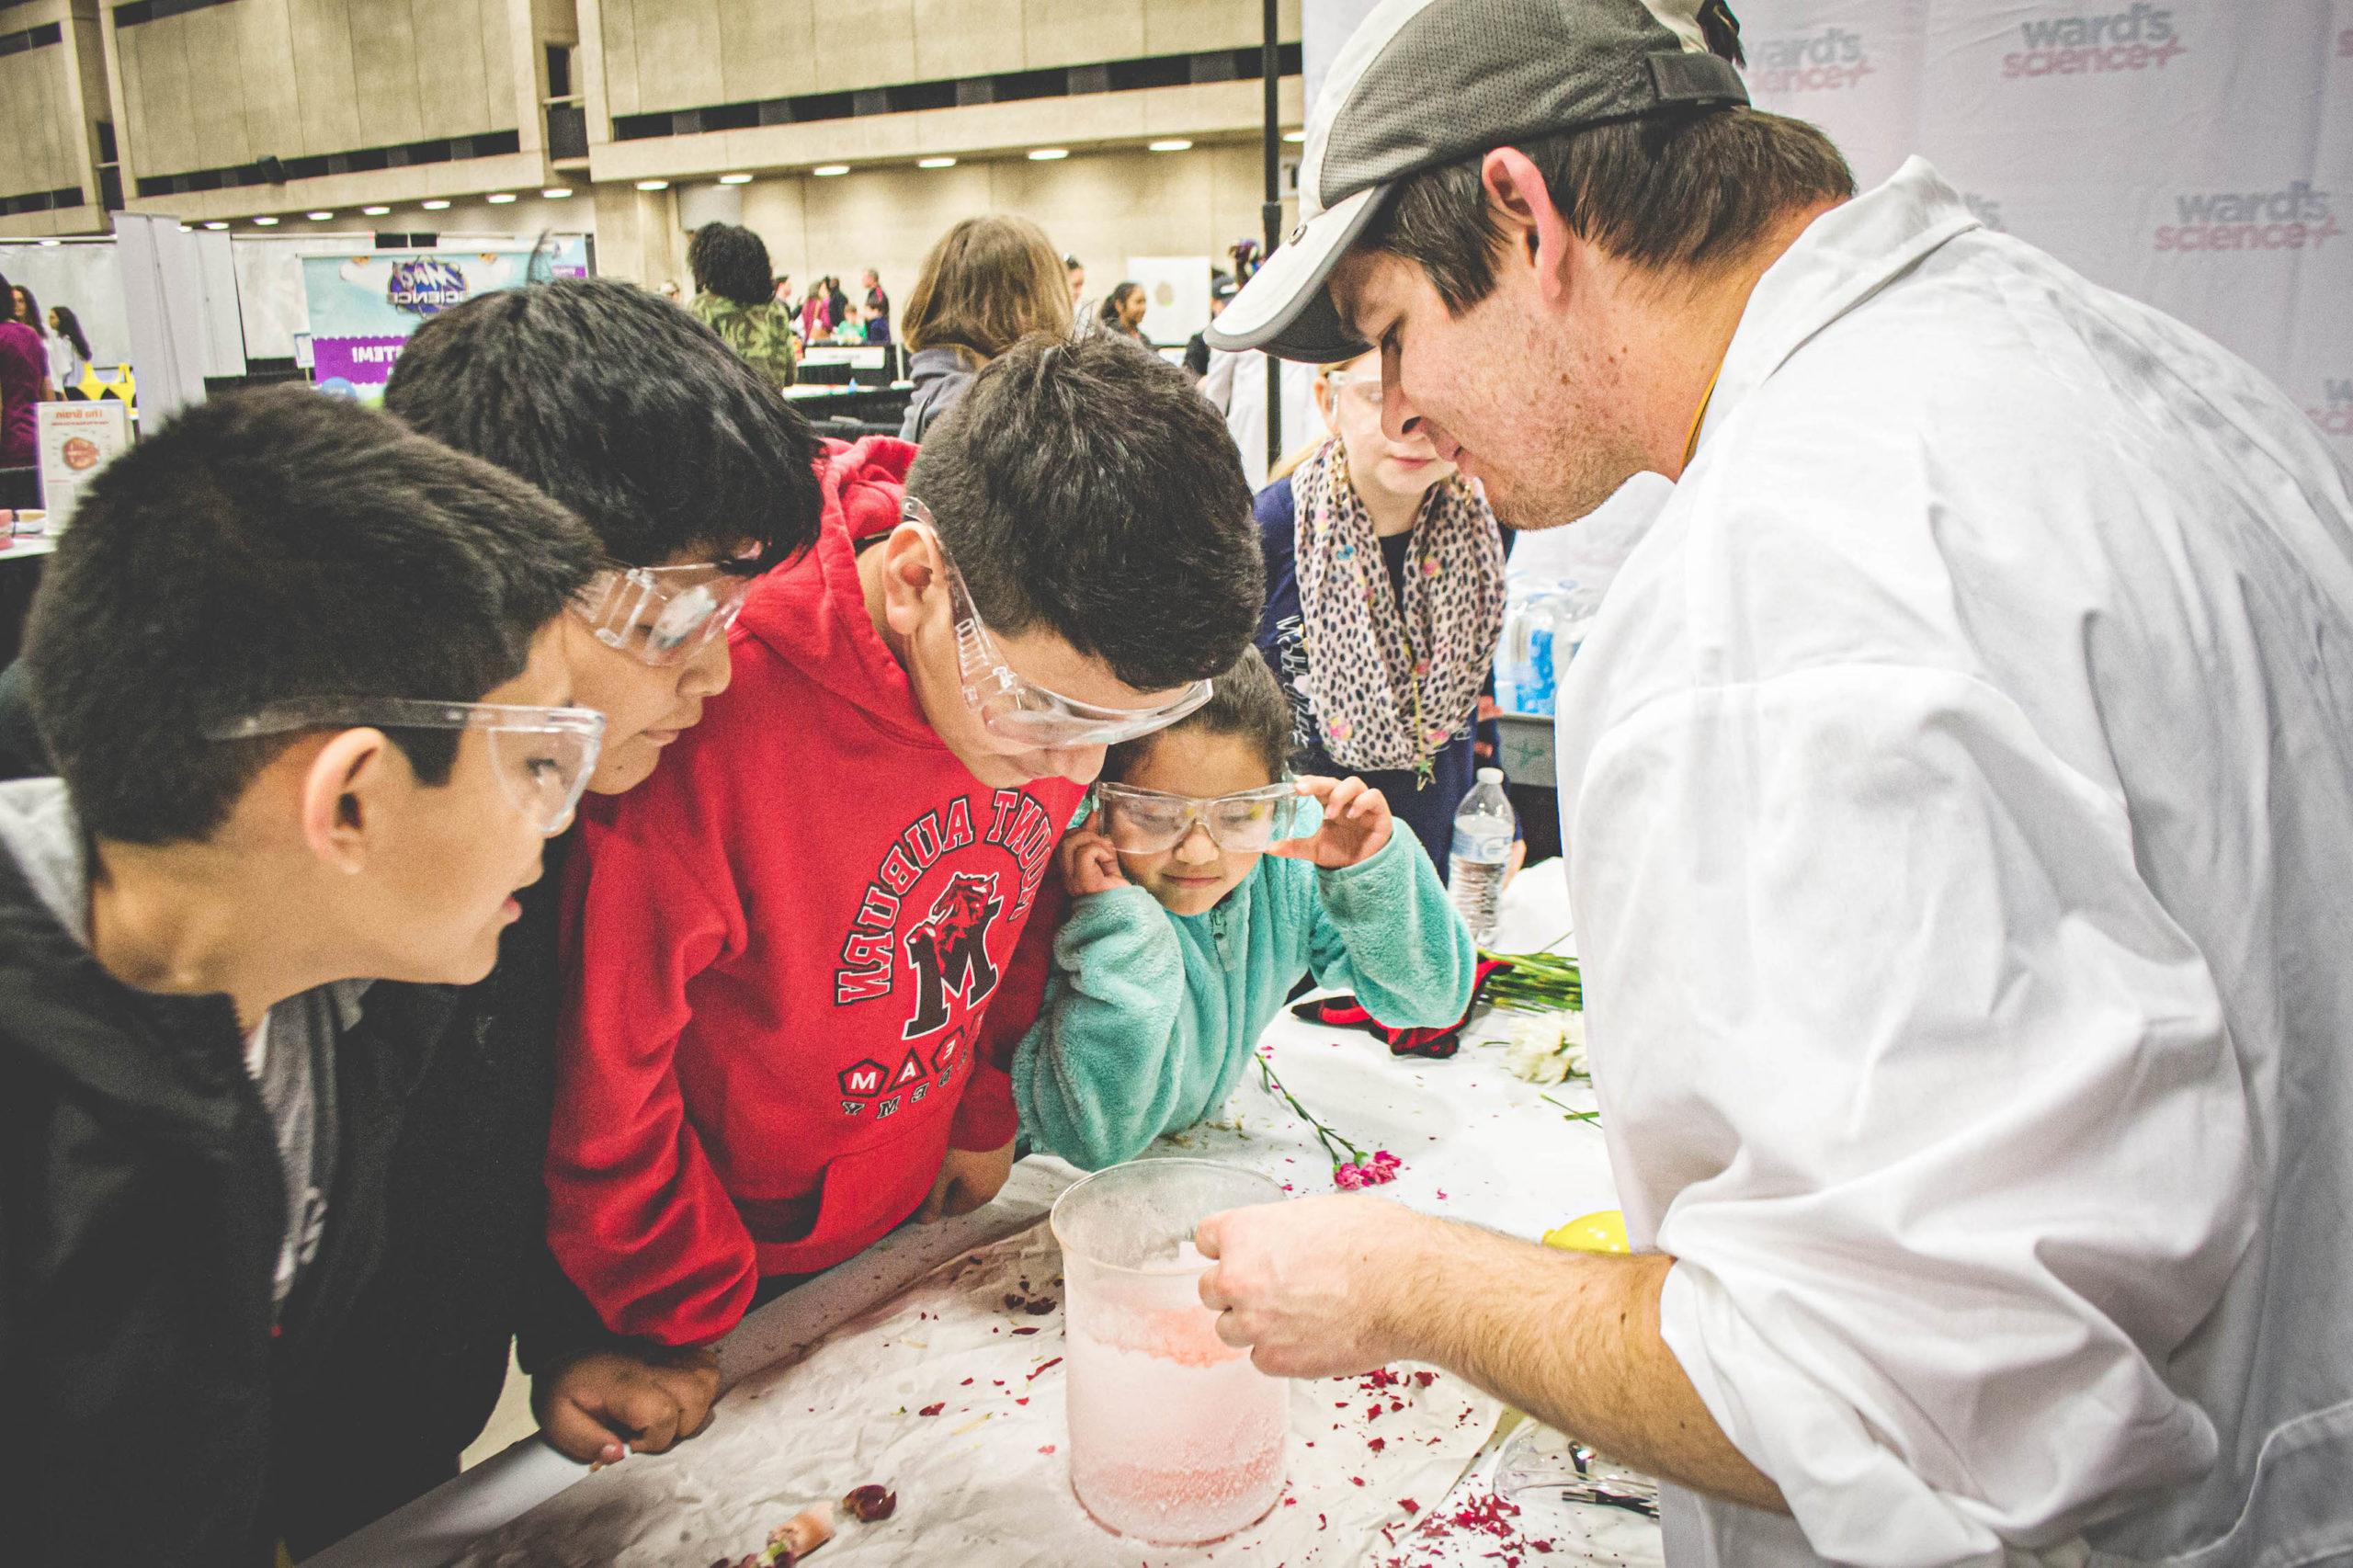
<box><xmin>573</xmin><ymin>563</ymin><xmax>756</xmax><ymax>666</ymax></box>
<box><xmin>1093</xmin><ymin>780</ymin><xmax>1313</xmax><ymax>856</ymax></box>
<box><xmin>904</xmin><ymin>496</ymin><xmax>1213</xmax><ymax>749</ymax></box>
<box><xmin>1324</xmin><ymin>369</ymin><xmax>1384</xmax><ymax>413</ymax></box>
<box><xmin>207</xmin><ymin>697</ymin><xmax>608</xmax><ymax>835</ymax></box>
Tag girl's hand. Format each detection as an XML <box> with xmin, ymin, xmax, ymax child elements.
<box><xmin>1272</xmin><ymin>777</ymin><xmax>1392</xmax><ymax>869</ymax></box>
<box><xmin>1058</xmin><ymin>828</ymin><xmax>1130</xmax><ymax>896</ymax></box>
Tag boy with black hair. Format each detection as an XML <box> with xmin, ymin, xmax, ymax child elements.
<box><xmin>278</xmin><ymin>277</ymin><xmax>827</xmax><ymax>1551</ymax></box>
<box><xmin>550</xmin><ymin>332</ymin><xmax>1266</xmax><ymax>1346</ymax></box>
<box><xmin>0</xmin><ymin>386</ymin><xmax>604</xmax><ymax>1567</ymax></box>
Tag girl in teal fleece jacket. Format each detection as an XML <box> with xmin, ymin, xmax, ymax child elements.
<box><xmin>1011</xmin><ymin>649</ymin><xmax>1476</xmax><ymax>1170</ymax></box>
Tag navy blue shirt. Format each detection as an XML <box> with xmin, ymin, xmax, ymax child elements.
<box><xmin>1254</xmin><ymin>474</ymin><xmax>1508</xmax><ymax>883</ymax></box>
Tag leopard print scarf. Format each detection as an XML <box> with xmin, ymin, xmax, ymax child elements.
<box><xmin>1291</xmin><ymin>437</ymin><xmax>1506</xmax><ymax>777</ymax></box>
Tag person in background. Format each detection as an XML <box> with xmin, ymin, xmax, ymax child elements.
<box><xmin>0</xmin><ymin>388</ymin><xmax>604</xmax><ymax>1568</ymax></box>
<box><xmin>6</xmin><ymin>279</ymin><xmax>55</xmax><ymax>403</ymax></box>
<box><xmin>898</xmin><ymin>214</ymin><xmax>1074</xmax><ymax>441</ymax></box>
<box><xmin>830</xmin><ymin>301</ymin><xmax>869</xmax><ymax>346</ymax></box>
<box><xmin>0</xmin><ymin>271</ymin><xmax>44</xmax><ymax>496</ymax></box>
<box><xmin>799</xmin><ymin>283</ymin><xmax>832</xmax><ymax>346</ymax></box>
<box><xmin>1010</xmin><ymin>648</ymin><xmax>1473</xmax><ymax>1170</ymax></box>
<box><xmin>1065</xmin><ymin>255</ymin><xmax>1092</xmax><ymax>331</ymax></box>
<box><xmin>1255</xmin><ymin>347</ymin><xmax>1507</xmax><ymax>879</ymax></box>
<box><xmin>546</xmin><ymin>334</ymin><xmax>1266</xmax><ymax>1352</ymax></box>
<box><xmin>824</xmin><ymin>274</ymin><xmax>850</xmax><ymax>329</ymax></box>
<box><xmin>1185</xmin><ymin>275</ymin><xmax>1236</xmax><ymax>383</ymax></box>
<box><xmin>1098</xmin><ymin>281</ymin><xmax>1148</xmax><ymax>341</ymax></box>
<box><xmin>686</xmin><ymin>222</ymin><xmax>797</xmax><ymax>389</ymax></box>
<box><xmin>271</xmin><ymin>278</ymin><xmax>826</xmax><ymax>1554</ymax></box>
<box><xmin>861</xmin><ymin>267</ymin><xmax>892</xmax><ymax>346</ymax></box>
<box><xmin>48</xmin><ymin>305</ymin><xmax>93</xmax><ymax>392</ymax></box>
<box><xmin>773</xmin><ymin>274</ymin><xmax>794</xmax><ymax>307</ymax></box>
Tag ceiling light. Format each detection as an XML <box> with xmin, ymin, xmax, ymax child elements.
<box><xmin>635</xmin><ymin>178</ymin><xmax>670</xmax><ymax>190</ymax></box>
<box><xmin>203</xmin><ymin>221</ymin><xmax>229</xmax><ymax>230</ymax></box>
<box><xmin>307</xmin><ymin>210</ymin><xmax>335</xmax><ymax>220</ymax></box>
<box><xmin>812</xmin><ymin>164</ymin><xmax>850</xmax><ymax>176</ymax></box>
<box><xmin>916</xmin><ymin>156</ymin><xmax>956</xmax><ymax>169</ymax></box>
<box><xmin>253</xmin><ymin>215</ymin><xmax>280</xmax><ymax>225</ymax></box>
<box><xmin>42</xmin><ymin>237</ymin><xmax>63</xmax><ymax>244</ymax></box>
<box><xmin>1282</xmin><ymin>130</ymin><xmax>1306</xmax><ymax>143</ymax></box>
<box><xmin>361</xmin><ymin>205</ymin><xmax>391</xmax><ymax>215</ymax></box>
<box><xmin>1028</xmin><ymin>147</ymin><xmax>1070</xmax><ymax>161</ymax></box>
<box><xmin>421</xmin><ymin>199</ymin><xmax>452</xmax><ymax>210</ymax></box>
<box><xmin>718</xmin><ymin>173</ymin><xmax>753</xmax><ymax>185</ymax></box>
<box><xmin>486</xmin><ymin>192</ymin><xmax>517</xmax><ymax>204</ymax></box>
<box><xmin>1147</xmin><ymin>139</ymin><xmax>1192</xmax><ymax>153</ymax></box>
<box><xmin>542</xmin><ymin>187</ymin><xmax>574</xmax><ymax>199</ymax></box>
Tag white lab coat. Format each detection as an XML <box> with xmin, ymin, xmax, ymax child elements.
<box><xmin>1556</xmin><ymin>158</ymin><xmax>2353</xmax><ymax>1568</ymax></box>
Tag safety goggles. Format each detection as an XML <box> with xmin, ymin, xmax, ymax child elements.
<box><xmin>1092</xmin><ymin>780</ymin><xmax>1313</xmax><ymax>856</ymax></box>
<box><xmin>1324</xmin><ymin>369</ymin><xmax>1384</xmax><ymax>413</ymax></box>
<box><xmin>572</xmin><ymin>563</ymin><xmax>756</xmax><ymax>666</ymax></box>
<box><xmin>207</xmin><ymin>697</ymin><xmax>607</xmax><ymax>835</ymax></box>
<box><xmin>903</xmin><ymin>496</ymin><xmax>1214</xmax><ymax>748</ymax></box>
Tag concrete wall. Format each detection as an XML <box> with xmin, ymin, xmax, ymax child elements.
<box><xmin>0</xmin><ymin>1</ymin><xmax>111</xmax><ymax>239</ymax></box>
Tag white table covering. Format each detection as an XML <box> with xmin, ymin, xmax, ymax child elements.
<box><xmin>308</xmin><ymin>860</ymin><xmax>1656</xmax><ymax>1568</ymax></box>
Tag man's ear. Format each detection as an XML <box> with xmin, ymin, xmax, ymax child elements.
<box><xmin>296</xmin><ymin>728</ymin><xmax>396</xmax><ymax>874</ymax></box>
<box><xmin>1481</xmin><ymin>146</ymin><xmax>1578</xmax><ymax>308</ymax></box>
<box><xmin>880</xmin><ymin>523</ymin><xmax>946</xmax><ymax>640</ymax></box>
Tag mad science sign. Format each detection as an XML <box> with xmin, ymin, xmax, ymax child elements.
<box><xmin>300</xmin><ymin>240</ymin><xmax>586</xmax><ymax>401</ymax></box>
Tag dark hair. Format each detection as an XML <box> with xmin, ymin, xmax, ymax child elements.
<box><xmin>25</xmin><ymin>388</ymin><xmax>600</xmax><ymax>845</ymax></box>
<box><xmin>1101</xmin><ymin>647</ymin><xmax>1290</xmax><ymax>783</ymax></box>
<box><xmin>8</xmin><ymin>279</ymin><xmax>41</xmax><ymax>337</ymax></box>
<box><xmin>1366</xmin><ymin>106</ymin><xmax>1854</xmax><ymax>314</ymax></box>
<box><xmin>50</xmin><ymin>303</ymin><xmax>92</xmax><ymax>362</ymax></box>
<box><xmin>905</xmin><ymin>334</ymin><xmax>1263</xmax><ymax>691</ymax></box>
<box><xmin>384</xmin><ymin>278</ymin><xmax>822</xmax><ymax>574</ymax></box>
<box><xmin>1063</xmin><ymin>255</ymin><xmax>1082</xmax><ymax>271</ymax></box>
<box><xmin>1099</xmin><ymin>282</ymin><xmax>1142</xmax><ymax>324</ymax></box>
<box><xmin>687</xmin><ymin>222</ymin><xmax>777</xmax><ymax>308</ymax></box>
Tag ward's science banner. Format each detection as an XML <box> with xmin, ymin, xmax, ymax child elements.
<box><xmin>301</xmin><ymin>238</ymin><xmax>589</xmax><ymax>400</ymax></box>
<box><xmin>1733</xmin><ymin>0</ymin><xmax>2351</xmax><ymax>458</ymax></box>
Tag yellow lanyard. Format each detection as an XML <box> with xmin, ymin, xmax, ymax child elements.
<box><xmin>1681</xmin><ymin>362</ymin><xmax>1722</xmax><ymax>472</ymax></box>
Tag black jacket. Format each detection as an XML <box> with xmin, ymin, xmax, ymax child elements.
<box><xmin>278</xmin><ymin>833</ymin><xmax>615</xmax><ymax>1555</ymax></box>
<box><xmin>0</xmin><ymin>841</ymin><xmax>456</xmax><ymax>1567</ymax></box>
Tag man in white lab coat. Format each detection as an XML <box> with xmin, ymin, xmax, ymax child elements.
<box><xmin>1199</xmin><ymin>2</ymin><xmax>2353</xmax><ymax>1564</ymax></box>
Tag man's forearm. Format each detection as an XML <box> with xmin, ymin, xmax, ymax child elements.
<box><xmin>1382</xmin><ymin>1216</ymin><xmax>1788</xmax><ymax>1514</ymax></box>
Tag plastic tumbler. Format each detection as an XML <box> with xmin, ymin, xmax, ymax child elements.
<box><xmin>1051</xmin><ymin>1158</ymin><xmax>1290</xmax><ymax>1544</ymax></box>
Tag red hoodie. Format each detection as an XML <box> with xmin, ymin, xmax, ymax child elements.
<box><xmin>547</xmin><ymin>437</ymin><xmax>1085</xmax><ymax>1346</ymax></box>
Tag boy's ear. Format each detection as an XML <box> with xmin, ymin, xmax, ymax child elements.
<box><xmin>879</xmin><ymin>523</ymin><xmax>946</xmax><ymax>639</ymax></box>
<box><xmin>296</xmin><ymin>728</ymin><xmax>396</xmax><ymax>874</ymax></box>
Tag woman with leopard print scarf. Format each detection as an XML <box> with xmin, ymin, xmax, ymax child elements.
<box><xmin>1252</xmin><ymin>348</ymin><xmax>1510</xmax><ymax>881</ymax></box>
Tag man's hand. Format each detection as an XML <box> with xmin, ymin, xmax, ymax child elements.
<box><xmin>532</xmin><ymin>1345</ymin><xmax>722</xmax><ymax>1469</ymax></box>
<box><xmin>1271</xmin><ymin>778</ymin><xmax>1394</xmax><ymax>869</ymax></box>
<box><xmin>1195</xmin><ymin>1194</ymin><xmax>1427</xmax><ymax>1377</ymax></box>
<box><xmin>1058</xmin><ymin>828</ymin><xmax>1130</xmax><ymax>896</ymax></box>
<box><xmin>920</xmin><ymin>1136</ymin><xmax>1017</xmax><ymax>1222</ymax></box>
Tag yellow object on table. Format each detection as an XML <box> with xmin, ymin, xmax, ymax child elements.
<box><xmin>1542</xmin><ymin>1209</ymin><xmax>1629</xmax><ymax>1254</ymax></box>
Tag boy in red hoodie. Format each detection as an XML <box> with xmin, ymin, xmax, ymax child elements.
<box><xmin>550</xmin><ymin>335</ymin><xmax>1267</xmax><ymax>1345</ymax></box>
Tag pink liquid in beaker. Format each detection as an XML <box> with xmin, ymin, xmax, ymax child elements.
<box><xmin>1051</xmin><ymin>1164</ymin><xmax>1290</xmax><ymax>1544</ymax></box>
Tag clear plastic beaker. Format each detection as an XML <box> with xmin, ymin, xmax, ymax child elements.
<box><xmin>1050</xmin><ymin>1158</ymin><xmax>1290</xmax><ymax>1544</ymax></box>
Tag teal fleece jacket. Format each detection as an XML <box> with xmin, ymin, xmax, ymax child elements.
<box><xmin>1010</xmin><ymin>826</ymin><xmax>1477</xmax><ymax>1170</ymax></box>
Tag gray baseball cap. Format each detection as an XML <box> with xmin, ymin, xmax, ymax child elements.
<box><xmin>1209</xmin><ymin>0</ymin><xmax>1749</xmax><ymax>362</ymax></box>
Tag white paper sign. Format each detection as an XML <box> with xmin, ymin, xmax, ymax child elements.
<box><xmin>37</xmin><ymin>401</ymin><xmax>131</xmax><ymax>530</ymax></box>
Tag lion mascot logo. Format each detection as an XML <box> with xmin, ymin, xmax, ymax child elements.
<box><xmin>902</xmin><ymin>871</ymin><xmax>1005</xmax><ymax>1039</ymax></box>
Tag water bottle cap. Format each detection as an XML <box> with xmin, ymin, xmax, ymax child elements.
<box><xmin>1477</xmin><ymin>767</ymin><xmax>1504</xmax><ymax>784</ymax></box>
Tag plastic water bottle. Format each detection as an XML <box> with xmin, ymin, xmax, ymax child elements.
<box><xmin>1449</xmin><ymin>768</ymin><xmax>1516</xmax><ymax>945</ymax></box>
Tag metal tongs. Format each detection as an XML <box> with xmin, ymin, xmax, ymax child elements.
<box><xmin>1494</xmin><ymin>1432</ymin><xmax>1664</xmax><ymax>1519</ymax></box>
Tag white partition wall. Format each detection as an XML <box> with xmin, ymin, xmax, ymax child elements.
<box><xmin>1735</xmin><ymin>0</ymin><xmax>2352</xmax><ymax>459</ymax></box>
